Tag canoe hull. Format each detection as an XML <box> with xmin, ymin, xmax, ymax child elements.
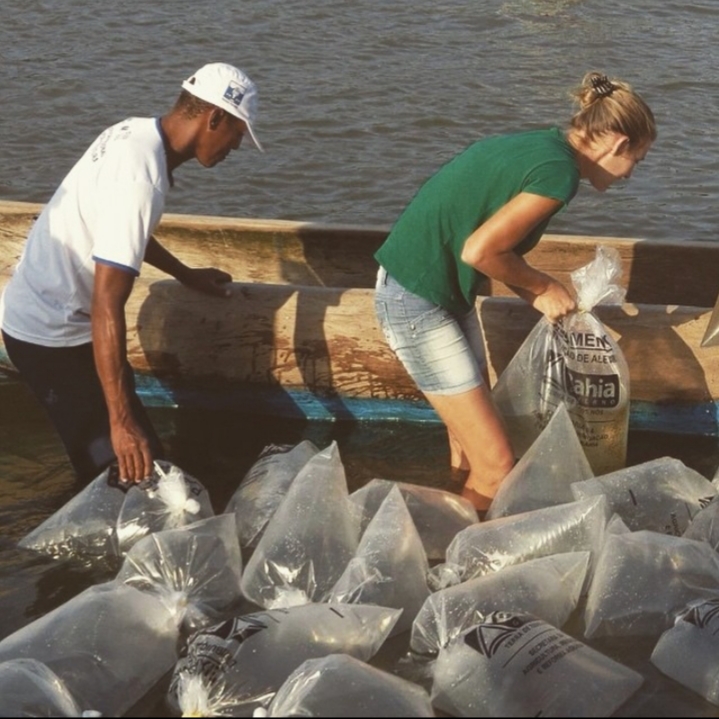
<box><xmin>2</xmin><ymin>201</ymin><xmax>719</xmax><ymax>436</ymax></box>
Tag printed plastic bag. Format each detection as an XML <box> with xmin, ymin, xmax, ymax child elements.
<box><xmin>0</xmin><ymin>658</ymin><xmax>87</xmax><ymax>718</ymax></box>
<box><xmin>0</xmin><ymin>582</ymin><xmax>180</xmax><ymax>718</ymax></box>
<box><xmin>493</xmin><ymin>246</ymin><xmax>629</xmax><ymax>475</ymax></box>
<box><xmin>266</xmin><ymin>654</ymin><xmax>434</xmax><ymax>717</ymax></box>
<box><xmin>651</xmin><ymin>597</ymin><xmax>719</xmax><ymax>706</ymax></box>
<box><xmin>486</xmin><ymin>402</ymin><xmax>594</xmax><ymax>520</ymax></box>
<box><xmin>224</xmin><ymin>441</ymin><xmax>319</xmax><ymax>549</ymax></box>
<box><xmin>240</xmin><ymin>441</ymin><xmax>360</xmax><ymax>609</ymax></box>
<box><xmin>350</xmin><ymin>479</ymin><xmax>478</xmax><ymax>561</ymax></box>
<box><xmin>572</xmin><ymin>456</ymin><xmax>717</xmax><ymax>535</ymax></box>
<box><xmin>584</xmin><ymin>530</ymin><xmax>719</xmax><ymax>638</ymax></box>
<box><xmin>327</xmin><ymin>485</ymin><xmax>430</xmax><ymax>635</ymax></box>
<box><xmin>431</xmin><ymin>612</ymin><xmax>644</xmax><ymax>717</ymax></box>
<box><xmin>410</xmin><ymin>552</ymin><xmax>590</xmax><ymax>655</ymax></box>
<box><xmin>683</xmin><ymin>496</ymin><xmax>719</xmax><ymax>549</ymax></box>
<box><xmin>168</xmin><ymin>603</ymin><xmax>401</xmax><ymax>717</ymax></box>
<box><xmin>116</xmin><ymin>514</ymin><xmax>244</xmax><ymax>633</ymax></box>
<box><xmin>430</xmin><ymin>496</ymin><xmax>607</xmax><ymax>590</ymax></box>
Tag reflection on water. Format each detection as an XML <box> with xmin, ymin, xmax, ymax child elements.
<box><xmin>2</xmin><ymin>371</ymin><xmax>719</xmax><ymax>715</ymax></box>
<box><xmin>2</xmin><ymin>1</ymin><xmax>719</xmax><ymax>242</ymax></box>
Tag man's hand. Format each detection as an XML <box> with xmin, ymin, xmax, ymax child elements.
<box><xmin>110</xmin><ymin>415</ymin><xmax>154</xmax><ymax>484</ymax></box>
<box><xmin>180</xmin><ymin>267</ymin><xmax>233</xmax><ymax>298</ymax></box>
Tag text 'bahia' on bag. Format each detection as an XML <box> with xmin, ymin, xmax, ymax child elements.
<box><xmin>492</xmin><ymin>246</ymin><xmax>630</xmax><ymax>475</ymax></box>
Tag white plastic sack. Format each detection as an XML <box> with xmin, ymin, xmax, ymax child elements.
<box><xmin>350</xmin><ymin>478</ymin><xmax>478</xmax><ymax>561</ymax></box>
<box><xmin>430</xmin><ymin>496</ymin><xmax>608</xmax><ymax>590</ymax></box>
<box><xmin>116</xmin><ymin>514</ymin><xmax>243</xmax><ymax>632</ymax></box>
<box><xmin>266</xmin><ymin>654</ymin><xmax>434</xmax><ymax>717</ymax></box>
<box><xmin>410</xmin><ymin>552</ymin><xmax>590</xmax><ymax>656</ymax></box>
<box><xmin>240</xmin><ymin>441</ymin><xmax>360</xmax><ymax>609</ymax></box>
<box><xmin>0</xmin><ymin>582</ymin><xmax>180</xmax><ymax>718</ymax></box>
<box><xmin>0</xmin><ymin>659</ymin><xmax>86</xmax><ymax>717</ymax></box>
<box><xmin>168</xmin><ymin>603</ymin><xmax>401</xmax><ymax>717</ymax></box>
<box><xmin>572</xmin><ymin>456</ymin><xmax>716</xmax><ymax>536</ymax></box>
<box><xmin>651</xmin><ymin>597</ymin><xmax>719</xmax><ymax>706</ymax></box>
<box><xmin>584</xmin><ymin>530</ymin><xmax>719</xmax><ymax>639</ymax></box>
<box><xmin>327</xmin><ymin>485</ymin><xmax>430</xmax><ymax>635</ymax></box>
<box><xmin>431</xmin><ymin>612</ymin><xmax>644</xmax><ymax>717</ymax></box>
<box><xmin>486</xmin><ymin>402</ymin><xmax>594</xmax><ymax>520</ymax></box>
<box><xmin>493</xmin><ymin>246</ymin><xmax>629</xmax><ymax>475</ymax></box>
<box><xmin>224</xmin><ymin>441</ymin><xmax>319</xmax><ymax>549</ymax></box>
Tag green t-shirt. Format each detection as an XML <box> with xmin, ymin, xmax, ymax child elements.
<box><xmin>375</xmin><ymin>127</ymin><xmax>580</xmax><ymax>314</ymax></box>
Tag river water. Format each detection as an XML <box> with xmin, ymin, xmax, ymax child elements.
<box><xmin>3</xmin><ymin>1</ymin><xmax>719</xmax><ymax>716</ymax></box>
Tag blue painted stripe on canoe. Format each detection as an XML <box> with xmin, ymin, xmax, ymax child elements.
<box><xmin>4</xmin><ymin>352</ymin><xmax>719</xmax><ymax>435</ymax></box>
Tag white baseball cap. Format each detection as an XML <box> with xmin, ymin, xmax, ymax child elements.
<box><xmin>182</xmin><ymin>62</ymin><xmax>263</xmax><ymax>151</ymax></box>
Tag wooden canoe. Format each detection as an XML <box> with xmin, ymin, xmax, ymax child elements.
<box><xmin>2</xmin><ymin>199</ymin><xmax>719</xmax><ymax>436</ymax></box>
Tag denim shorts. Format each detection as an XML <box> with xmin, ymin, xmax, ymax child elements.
<box><xmin>374</xmin><ymin>267</ymin><xmax>487</xmax><ymax>395</ymax></box>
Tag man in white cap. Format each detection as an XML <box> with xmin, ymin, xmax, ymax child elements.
<box><xmin>0</xmin><ymin>62</ymin><xmax>262</xmax><ymax>486</ymax></box>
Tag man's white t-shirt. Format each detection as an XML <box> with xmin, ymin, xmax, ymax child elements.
<box><xmin>0</xmin><ymin>117</ymin><xmax>171</xmax><ymax>347</ymax></box>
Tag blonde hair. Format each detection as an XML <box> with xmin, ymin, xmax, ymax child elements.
<box><xmin>569</xmin><ymin>72</ymin><xmax>657</xmax><ymax>149</ymax></box>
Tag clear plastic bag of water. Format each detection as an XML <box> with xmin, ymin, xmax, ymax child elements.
<box><xmin>168</xmin><ymin>603</ymin><xmax>401</xmax><ymax>717</ymax></box>
<box><xmin>0</xmin><ymin>582</ymin><xmax>180</xmax><ymax>717</ymax></box>
<box><xmin>683</xmin><ymin>496</ymin><xmax>719</xmax><ymax>549</ymax></box>
<box><xmin>116</xmin><ymin>460</ymin><xmax>214</xmax><ymax>554</ymax></box>
<box><xmin>265</xmin><ymin>654</ymin><xmax>434</xmax><ymax>717</ymax></box>
<box><xmin>350</xmin><ymin>478</ymin><xmax>478</xmax><ymax>561</ymax></box>
<box><xmin>224</xmin><ymin>441</ymin><xmax>319</xmax><ymax>549</ymax></box>
<box><xmin>410</xmin><ymin>551</ymin><xmax>590</xmax><ymax>655</ymax></box>
<box><xmin>431</xmin><ymin>611</ymin><xmax>643</xmax><ymax>717</ymax></box>
<box><xmin>116</xmin><ymin>513</ymin><xmax>243</xmax><ymax>633</ymax></box>
<box><xmin>430</xmin><ymin>496</ymin><xmax>608</xmax><ymax>590</ymax></box>
<box><xmin>493</xmin><ymin>246</ymin><xmax>630</xmax><ymax>475</ymax></box>
<box><xmin>240</xmin><ymin>441</ymin><xmax>360</xmax><ymax>609</ymax></box>
<box><xmin>651</xmin><ymin>597</ymin><xmax>719</xmax><ymax>706</ymax></box>
<box><xmin>327</xmin><ymin>484</ymin><xmax>430</xmax><ymax>635</ymax></box>
<box><xmin>571</xmin><ymin>456</ymin><xmax>716</xmax><ymax>536</ymax></box>
<box><xmin>0</xmin><ymin>658</ymin><xmax>87</xmax><ymax>718</ymax></box>
<box><xmin>584</xmin><ymin>530</ymin><xmax>719</xmax><ymax>638</ymax></box>
<box><xmin>486</xmin><ymin>402</ymin><xmax>594</xmax><ymax>520</ymax></box>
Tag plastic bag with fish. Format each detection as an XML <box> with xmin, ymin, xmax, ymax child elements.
<box><xmin>224</xmin><ymin>440</ymin><xmax>319</xmax><ymax>550</ymax></box>
<box><xmin>240</xmin><ymin>442</ymin><xmax>360</xmax><ymax>609</ymax></box>
<box><xmin>493</xmin><ymin>245</ymin><xmax>629</xmax><ymax>475</ymax></box>
<box><xmin>651</xmin><ymin>597</ymin><xmax>719</xmax><ymax>707</ymax></box>
<box><xmin>18</xmin><ymin>460</ymin><xmax>214</xmax><ymax>564</ymax></box>
<box><xmin>410</xmin><ymin>552</ymin><xmax>589</xmax><ymax>655</ymax></box>
<box><xmin>327</xmin><ymin>484</ymin><xmax>430</xmax><ymax>635</ymax></box>
<box><xmin>572</xmin><ymin>456</ymin><xmax>717</xmax><ymax>536</ymax></box>
<box><xmin>486</xmin><ymin>402</ymin><xmax>594</xmax><ymax>520</ymax></box>
<box><xmin>431</xmin><ymin>612</ymin><xmax>643</xmax><ymax>718</ymax></box>
<box><xmin>116</xmin><ymin>514</ymin><xmax>244</xmax><ymax>633</ymax></box>
<box><xmin>584</xmin><ymin>530</ymin><xmax>719</xmax><ymax>638</ymax></box>
<box><xmin>429</xmin><ymin>496</ymin><xmax>608</xmax><ymax>591</ymax></box>
<box><xmin>0</xmin><ymin>582</ymin><xmax>180</xmax><ymax>718</ymax></box>
<box><xmin>265</xmin><ymin>654</ymin><xmax>434</xmax><ymax>718</ymax></box>
<box><xmin>350</xmin><ymin>478</ymin><xmax>477</xmax><ymax>561</ymax></box>
<box><xmin>168</xmin><ymin>603</ymin><xmax>401</xmax><ymax>717</ymax></box>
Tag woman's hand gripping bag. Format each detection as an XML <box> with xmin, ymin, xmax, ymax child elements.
<box><xmin>492</xmin><ymin>246</ymin><xmax>629</xmax><ymax>475</ymax></box>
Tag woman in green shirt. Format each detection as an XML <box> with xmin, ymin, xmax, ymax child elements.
<box><xmin>374</xmin><ymin>72</ymin><xmax>656</xmax><ymax>512</ymax></box>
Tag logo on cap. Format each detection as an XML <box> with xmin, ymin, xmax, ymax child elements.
<box><xmin>223</xmin><ymin>82</ymin><xmax>246</xmax><ymax>110</ymax></box>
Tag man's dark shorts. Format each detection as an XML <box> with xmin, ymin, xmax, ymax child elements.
<box><xmin>2</xmin><ymin>330</ymin><xmax>164</xmax><ymax>485</ymax></box>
